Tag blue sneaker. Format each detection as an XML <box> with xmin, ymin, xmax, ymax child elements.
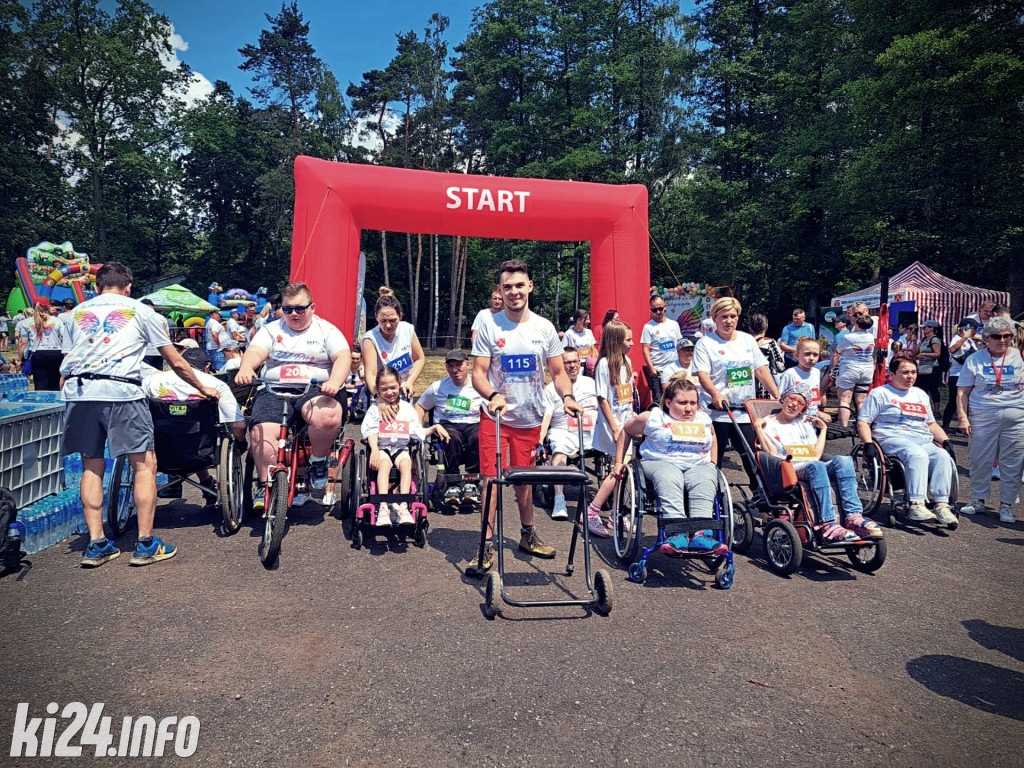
<box><xmin>308</xmin><ymin>457</ymin><xmax>329</xmax><ymax>490</ymax></box>
<box><xmin>81</xmin><ymin>539</ymin><xmax>120</xmax><ymax>568</ymax></box>
<box><xmin>129</xmin><ymin>536</ymin><xmax>177</xmax><ymax>566</ymax></box>
<box><xmin>689</xmin><ymin>530</ymin><xmax>729</xmax><ymax>556</ymax></box>
<box><xmin>659</xmin><ymin>532</ymin><xmax>689</xmax><ymax>556</ymax></box>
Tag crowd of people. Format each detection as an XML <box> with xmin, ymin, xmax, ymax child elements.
<box><xmin>6</xmin><ymin>258</ymin><xmax>1020</xmax><ymax>571</ymax></box>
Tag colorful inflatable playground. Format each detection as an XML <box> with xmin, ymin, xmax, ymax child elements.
<box><xmin>7</xmin><ymin>241</ymin><xmax>99</xmax><ymax>313</ymax></box>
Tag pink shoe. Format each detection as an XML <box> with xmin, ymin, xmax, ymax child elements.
<box><xmin>821</xmin><ymin>521</ymin><xmax>858</xmax><ymax>542</ymax></box>
<box><xmin>587</xmin><ymin>513</ymin><xmax>610</xmax><ymax>538</ymax></box>
<box><xmin>844</xmin><ymin>514</ymin><xmax>883</xmax><ymax>539</ymax></box>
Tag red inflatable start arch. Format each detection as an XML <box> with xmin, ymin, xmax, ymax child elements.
<box><xmin>290</xmin><ymin>156</ymin><xmax>650</xmax><ymax>371</ymax></box>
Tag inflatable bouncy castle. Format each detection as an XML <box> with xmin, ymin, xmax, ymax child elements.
<box><xmin>7</xmin><ymin>241</ymin><xmax>99</xmax><ymax>312</ymax></box>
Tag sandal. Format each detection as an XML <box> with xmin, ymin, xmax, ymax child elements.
<box><xmin>844</xmin><ymin>514</ymin><xmax>883</xmax><ymax>539</ymax></box>
<box><xmin>821</xmin><ymin>521</ymin><xmax>858</xmax><ymax>543</ymax></box>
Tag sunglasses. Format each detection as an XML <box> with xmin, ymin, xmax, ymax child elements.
<box><xmin>651</xmin><ymin>307</ymin><xmax>666</xmax><ymax>313</ymax></box>
<box><xmin>282</xmin><ymin>303</ymin><xmax>312</xmax><ymax>315</ymax></box>
<box><xmin>988</xmin><ymin>333</ymin><xmax>1014</xmax><ymax>340</ymax></box>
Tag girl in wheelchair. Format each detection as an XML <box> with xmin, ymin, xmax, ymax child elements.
<box><xmin>613</xmin><ymin>373</ymin><xmax>726</xmax><ymax>555</ymax></box>
<box><xmin>753</xmin><ymin>382</ymin><xmax>883</xmax><ymax>541</ymax></box>
<box><xmin>361</xmin><ymin>366</ymin><xmax>443</xmax><ymax>526</ymax></box>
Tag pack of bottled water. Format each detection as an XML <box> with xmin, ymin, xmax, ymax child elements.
<box><xmin>0</xmin><ymin>374</ymin><xmax>30</xmax><ymax>398</ymax></box>
<box><xmin>8</xmin><ymin>488</ymin><xmax>85</xmax><ymax>556</ymax></box>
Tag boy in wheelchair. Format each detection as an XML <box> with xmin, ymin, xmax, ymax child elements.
<box><xmin>362</xmin><ymin>366</ymin><xmax>445</xmax><ymax>526</ymax></box>
<box><xmin>141</xmin><ymin>341</ymin><xmax>247</xmax><ymax>501</ymax></box>
<box><xmin>752</xmin><ymin>382</ymin><xmax>882</xmax><ymax>540</ymax></box>
<box><xmin>613</xmin><ymin>373</ymin><xmax>727</xmax><ymax>555</ymax></box>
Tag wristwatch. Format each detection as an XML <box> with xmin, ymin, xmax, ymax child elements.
<box><xmin>486</xmin><ymin>391</ymin><xmax>500</xmax><ymax>401</ymax></box>
<box><xmin>561</xmin><ymin>393</ymin><xmax>575</xmax><ymax>401</ymax></box>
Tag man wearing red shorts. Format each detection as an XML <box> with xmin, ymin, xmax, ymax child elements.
<box><xmin>469</xmin><ymin>259</ymin><xmax>582</xmax><ymax>573</ymax></box>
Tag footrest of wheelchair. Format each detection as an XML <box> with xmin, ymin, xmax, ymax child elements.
<box><xmin>659</xmin><ymin>518</ymin><xmax>724</xmax><ymax>535</ymax></box>
<box><xmin>826</xmin><ymin>424</ymin><xmax>856</xmax><ymax>440</ymax></box>
<box><xmin>367</xmin><ymin>493</ymin><xmax>418</xmax><ymax>504</ymax></box>
<box><xmin>502</xmin><ymin>466</ymin><xmax>589</xmax><ymax>485</ymax></box>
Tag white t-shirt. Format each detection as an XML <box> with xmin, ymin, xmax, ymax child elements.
<box><xmin>835</xmin><ymin>330</ymin><xmax>874</xmax><ymax>372</ymax></box>
<box><xmin>59</xmin><ymin>294</ymin><xmax>172</xmax><ymax>402</ymax></box>
<box><xmin>361</xmin><ymin>399</ymin><xmax>426</xmax><ymax>449</ymax></box>
<box><xmin>364</xmin><ymin>321</ymin><xmax>417</xmax><ymax>381</ymax></box>
<box><xmin>15</xmin><ymin>317</ymin><xmax>33</xmax><ymax>345</ymax></box>
<box><xmin>957</xmin><ymin>348</ymin><xmax>1024</xmax><ymax>414</ymax></box>
<box><xmin>777</xmin><ymin>366</ymin><xmax>824</xmax><ymax>418</ymax></box>
<box><xmin>27</xmin><ymin>316</ymin><xmax>62</xmax><ymax>353</ymax></box>
<box><xmin>641</xmin><ymin>318</ymin><xmax>683</xmax><ymax>377</ymax></box>
<box><xmin>471</xmin><ymin>309</ymin><xmax>564</xmax><ymax>429</ymax></box>
<box><xmin>639</xmin><ymin>407</ymin><xmax>714</xmax><ymax>470</ymax></box>
<box><xmin>0</xmin><ymin>315</ymin><xmax>8</xmax><ymax>332</ymax></box>
<box><xmin>759</xmin><ymin>416</ymin><xmax>818</xmax><ymax>469</ymax></box>
<box><xmin>858</xmin><ymin>384</ymin><xmax>934</xmax><ymax>444</ymax></box>
<box><xmin>143</xmin><ymin>368</ymin><xmax>244</xmax><ymax>424</ymax></box>
<box><xmin>249</xmin><ymin>316</ymin><xmax>349</xmax><ymax>384</ymax></box>
<box><xmin>562</xmin><ymin>326</ymin><xmax>597</xmax><ymax>359</ymax></box>
<box><xmin>471</xmin><ymin>308</ymin><xmax>495</xmax><ymax>334</ymax></box>
<box><xmin>144</xmin><ymin>314</ymin><xmax>171</xmax><ymax>357</ymax></box>
<box><xmin>593</xmin><ymin>359</ymin><xmax>635</xmax><ymax>455</ymax></box>
<box><xmin>417</xmin><ymin>377</ymin><xmax>483</xmax><ymax>425</ymax></box>
<box><xmin>205</xmin><ymin>318</ymin><xmax>224</xmax><ymax>351</ymax></box>
<box><xmin>693</xmin><ymin>330</ymin><xmax>768</xmax><ymax>423</ymax></box>
<box><xmin>948</xmin><ymin>334</ymin><xmax>979</xmax><ymax>378</ymax></box>
<box><xmin>222</xmin><ymin>318</ymin><xmax>244</xmax><ymax>350</ymax></box>
<box><xmin>543</xmin><ymin>375</ymin><xmax>598</xmax><ymax>450</ymax></box>
<box><xmin>220</xmin><ymin>357</ymin><xmax>241</xmax><ymax>373</ymax></box>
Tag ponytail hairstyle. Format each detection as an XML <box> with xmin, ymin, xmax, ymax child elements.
<box><xmin>374</xmin><ymin>287</ymin><xmax>402</xmax><ymax>318</ymax></box>
<box><xmin>598</xmin><ymin>320</ymin><xmax>632</xmax><ymax>387</ymax></box>
<box><xmin>661</xmin><ymin>371</ymin><xmax>698</xmax><ymax>410</ymax></box>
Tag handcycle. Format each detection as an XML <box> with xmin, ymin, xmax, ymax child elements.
<box><xmin>250</xmin><ymin>380</ymin><xmax>354</xmax><ymax>567</ymax></box>
<box><xmin>106</xmin><ymin>398</ymin><xmax>246</xmax><ymax>537</ymax></box>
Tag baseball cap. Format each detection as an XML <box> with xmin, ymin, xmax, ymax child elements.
<box><xmin>958</xmin><ymin>317</ymin><xmax>980</xmax><ymax>328</ymax></box>
<box><xmin>677</xmin><ymin>338</ymin><xmax>694</xmax><ymax>350</ymax></box>
<box><xmin>445</xmin><ymin>349</ymin><xmax>468</xmax><ymax>363</ymax></box>
<box><xmin>921</xmin><ymin>319</ymin><xmax>940</xmax><ymax>328</ymax></box>
<box><xmin>836</xmin><ymin>313</ymin><xmax>851</xmax><ymax>325</ymax></box>
<box><xmin>209</xmin><ymin>308</ymin><xmax>221</xmax><ymax>316</ymax></box>
<box><xmin>175</xmin><ymin>338</ymin><xmax>200</xmax><ymax>349</ymax></box>
<box><xmin>180</xmin><ymin>347</ymin><xmax>211</xmax><ymax>370</ymax></box>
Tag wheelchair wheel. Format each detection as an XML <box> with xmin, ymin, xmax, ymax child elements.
<box><xmin>346</xmin><ymin>450</ymin><xmax>366</xmax><ymax>543</ymax></box>
<box><xmin>763</xmin><ymin>518</ymin><xmax>802</xmax><ymax>576</ymax></box>
<box><xmin>416</xmin><ymin>445</ymin><xmax>430</xmax><ymax>509</ymax></box>
<box><xmin>106</xmin><ymin>455</ymin><xmax>136</xmax><ymax>538</ymax></box>
<box><xmin>731</xmin><ymin>501</ymin><xmax>755</xmax><ymax>554</ymax></box>
<box><xmin>259</xmin><ymin>471</ymin><xmax>288</xmax><ymax>567</ymax></box>
<box><xmin>612</xmin><ymin>461</ymin><xmax>642</xmax><ymax>564</ymax></box>
<box><xmin>847</xmin><ymin>537</ymin><xmax>887</xmax><ymax>573</ymax></box>
<box><xmin>219</xmin><ymin>439</ymin><xmax>244</xmax><ymax>534</ymax></box>
<box><xmin>484</xmin><ymin>571</ymin><xmax>501</xmax><ymax>618</ymax></box>
<box><xmin>850</xmin><ymin>442</ymin><xmax>884</xmax><ymax>518</ymax></box>
<box><xmin>593</xmin><ymin>569</ymin><xmax>613</xmax><ymax>615</ymax></box>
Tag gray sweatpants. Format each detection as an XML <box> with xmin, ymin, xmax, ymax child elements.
<box><xmin>967</xmin><ymin>405</ymin><xmax>1024</xmax><ymax>507</ymax></box>
<box><xmin>642</xmin><ymin>460</ymin><xmax>719</xmax><ymax>520</ymax></box>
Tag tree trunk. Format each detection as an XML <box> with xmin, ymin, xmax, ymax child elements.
<box><xmin>380</xmin><ymin>230</ymin><xmax>389</xmax><ymax>288</ymax></box>
<box><xmin>406</xmin><ymin>232</ymin><xmax>414</xmax><ymax>322</ymax></box>
<box><xmin>455</xmin><ymin>237</ymin><xmax>469</xmax><ymax>348</ymax></box>
<box><xmin>414</xmin><ymin>234</ymin><xmax>423</xmax><ymax>329</ymax></box>
<box><xmin>430</xmin><ymin>233</ymin><xmax>440</xmax><ymax>348</ymax></box>
<box><xmin>448</xmin><ymin>236</ymin><xmax>461</xmax><ymax>340</ymax></box>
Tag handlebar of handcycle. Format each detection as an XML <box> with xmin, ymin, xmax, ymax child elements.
<box><xmin>259</xmin><ymin>378</ymin><xmax>322</xmax><ymax>401</ymax></box>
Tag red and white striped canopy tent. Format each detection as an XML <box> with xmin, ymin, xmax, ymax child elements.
<box><xmin>831</xmin><ymin>261</ymin><xmax>1008</xmax><ymax>341</ymax></box>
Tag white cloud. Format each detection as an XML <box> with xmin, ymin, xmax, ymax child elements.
<box><xmin>161</xmin><ymin>22</ymin><xmax>214</xmax><ymax>106</ymax></box>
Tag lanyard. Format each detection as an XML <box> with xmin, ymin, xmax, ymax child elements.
<box><xmin>991</xmin><ymin>351</ymin><xmax>1008</xmax><ymax>387</ymax></box>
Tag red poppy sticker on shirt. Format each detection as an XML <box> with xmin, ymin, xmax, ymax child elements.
<box><xmin>276</xmin><ymin>336</ymin><xmax>283</xmax><ymax>343</ymax></box>
<box><xmin>719</xmin><ymin>349</ymin><xmax>725</xmax><ymax>355</ymax></box>
<box><xmin>382</xmin><ymin>351</ymin><xmax>388</xmax><ymax>359</ymax></box>
<box><xmin>497</xmin><ymin>338</ymin><xmax>506</xmax><ymax>348</ymax></box>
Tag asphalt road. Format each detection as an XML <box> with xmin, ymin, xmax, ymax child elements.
<box><xmin>2</xmin><ymin>428</ymin><xmax>1022</xmax><ymax>767</ymax></box>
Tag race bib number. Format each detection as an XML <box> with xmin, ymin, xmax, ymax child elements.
<box><xmin>389</xmin><ymin>352</ymin><xmax>413</xmax><ymax>373</ymax></box>
<box><xmin>785</xmin><ymin>444</ymin><xmax>816</xmax><ymax>459</ymax></box>
<box><xmin>380</xmin><ymin>421</ymin><xmax>411</xmax><ymax>439</ymax></box>
<box><xmin>568</xmin><ymin>412</ymin><xmax>596</xmax><ymax>430</ymax></box>
<box><xmin>658</xmin><ymin>339</ymin><xmax>676</xmax><ymax>352</ymax></box>
<box><xmin>278</xmin><ymin>364</ymin><xmax>309</xmax><ymax>383</ymax></box>
<box><xmin>669</xmin><ymin>422</ymin><xmax>707</xmax><ymax>442</ymax></box>
<box><xmin>501</xmin><ymin>354</ymin><xmax>537</xmax><ymax>374</ymax></box>
<box><xmin>727</xmin><ymin>366</ymin><xmax>753</xmax><ymax>386</ymax></box>
<box><xmin>445</xmin><ymin>394</ymin><xmax>472</xmax><ymax>415</ymax></box>
<box><xmin>615</xmin><ymin>383</ymin><xmax>633</xmax><ymax>404</ymax></box>
<box><xmin>897</xmin><ymin>401</ymin><xmax>928</xmax><ymax>419</ymax></box>
<box><xmin>578</xmin><ymin>346</ymin><xmax>595</xmax><ymax>358</ymax></box>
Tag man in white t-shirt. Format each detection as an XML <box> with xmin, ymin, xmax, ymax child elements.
<box><xmin>470</xmin><ymin>287</ymin><xmax>503</xmax><ymax>347</ymax></box>
<box><xmin>205</xmin><ymin>310</ymin><xmax>226</xmax><ymax>372</ymax></box>
<box><xmin>415</xmin><ymin>348</ymin><xmax>484</xmax><ymax>507</ymax></box>
<box><xmin>538</xmin><ymin>346</ymin><xmax>598</xmax><ymax>520</ymax></box>
<box><xmin>469</xmin><ymin>259</ymin><xmax>582</xmax><ymax>574</ymax></box>
<box><xmin>235</xmin><ymin>282</ymin><xmax>352</xmax><ymax>506</ymax></box>
<box><xmin>61</xmin><ymin>262</ymin><xmax>219</xmax><ymax>568</ymax></box>
<box><xmin>641</xmin><ymin>294</ymin><xmax>683</xmax><ymax>405</ymax></box>
<box><xmin>143</xmin><ymin>340</ymin><xmax>246</xmax><ymax>502</ymax></box>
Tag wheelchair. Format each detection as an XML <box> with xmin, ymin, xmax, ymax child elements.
<box><xmin>849</xmin><ymin>439</ymin><xmax>959</xmax><ymax>530</ymax></box>
<box><xmin>612</xmin><ymin>450</ymin><xmax>740</xmax><ymax>589</ymax></box>
<box><xmin>420</xmin><ymin>413</ymin><xmax>482</xmax><ymax>513</ymax></box>
<box><xmin>728</xmin><ymin>400</ymin><xmax>886</xmax><ymax>576</ymax></box>
<box><xmin>345</xmin><ymin>438</ymin><xmax>430</xmax><ymax>549</ymax></box>
<box><xmin>106</xmin><ymin>399</ymin><xmax>245</xmax><ymax>538</ymax></box>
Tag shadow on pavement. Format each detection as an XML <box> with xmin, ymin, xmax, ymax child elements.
<box><xmin>907</xmin><ymin>655</ymin><xmax>1024</xmax><ymax>721</ymax></box>
<box><xmin>963</xmin><ymin>619</ymin><xmax>1024</xmax><ymax>664</ymax></box>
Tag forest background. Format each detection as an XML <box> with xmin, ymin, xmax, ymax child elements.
<box><xmin>2</xmin><ymin>0</ymin><xmax>1021</xmax><ymax>345</ymax></box>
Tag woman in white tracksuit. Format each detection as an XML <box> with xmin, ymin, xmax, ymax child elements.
<box><xmin>956</xmin><ymin>316</ymin><xmax>1024</xmax><ymax>524</ymax></box>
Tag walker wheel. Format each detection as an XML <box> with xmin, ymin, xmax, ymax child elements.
<box><xmin>483</xmin><ymin>572</ymin><xmax>501</xmax><ymax>618</ymax></box>
<box><xmin>628</xmin><ymin>562</ymin><xmax>647</xmax><ymax>583</ymax></box>
<box><xmin>594</xmin><ymin>569</ymin><xmax>613</xmax><ymax>615</ymax></box>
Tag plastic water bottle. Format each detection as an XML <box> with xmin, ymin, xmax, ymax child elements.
<box><xmin>7</xmin><ymin>520</ymin><xmax>25</xmax><ymax>554</ymax></box>
<box><xmin>23</xmin><ymin>507</ymin><xmax>40</xmax><ymax>555</ymax></box>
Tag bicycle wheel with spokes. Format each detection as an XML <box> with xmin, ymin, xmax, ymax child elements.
<box><xmin>259</xmin><ymin>471</ymin><xmax>289</xmax><ymax>567</ymax></box>
<box><xmin>219</xmin><ymin>439</ymin><xmax>244</xmax><ymax>534</ymax></box>
<box><xmin>106</xmin><ymin>455</ymin><xmax>136</xmax><ymax>538</ymax></box>
<box><xmin>612</xmin><ymin>462</ymin><xmax>642</xmax><ymax>564</ymax></box>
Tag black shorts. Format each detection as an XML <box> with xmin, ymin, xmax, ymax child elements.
<box><xmin>248</xmin><ymin>386</ymin><xmax>346</xmax><ymax>428</ymax></box>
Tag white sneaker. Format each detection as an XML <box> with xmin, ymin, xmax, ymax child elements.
<box><xmin>908</xmin><ymin>502</ymin><xmax>937</xmax><ymax>522</ymax></box>
<box><xmin>443</xmin><ymin>486</ymin><xmax>461</xmax><ymax>506</ymax></box>
<box><xmin>376</xmin><ymin>503</ymin><xmax>392</xmax><ymax>527</ymax></box>
<box><xmin>960</xmin><ymin>499</ymin><xmax>984</xmax><ymax>516</ymax></box>
<box><xmin>321</xmin><ymin>492</ymin><xmax>336</xmax><ymax>506</ymax></box>
<box><xmin>551</xmin><ymin>495</ymin><xmax>569</xmax><ymax>520</ymax></box>
<box><xmin>998</xmin><ymin>505</ymin><xmax>1017</xmax><ymax>524</ymax></box>
<box><xmin>396</xmin><ymin>503</ymin><xmax>415</xmax><ymax>526</ymax></box>
<box><xmin>933</xmin><ymin>503</ymin><xmax>958</xmax><ymax>528</ymax></box>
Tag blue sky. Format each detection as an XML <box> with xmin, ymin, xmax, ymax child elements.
<box><xmin>146</xmin><ymin>0</ymin><xmax>697</xmax><ymax>103</ymax></box>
